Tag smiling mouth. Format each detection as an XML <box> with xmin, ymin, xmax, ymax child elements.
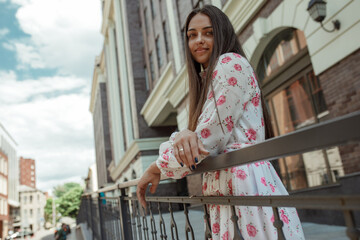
<box><xmin>195</xmin><ymin>48</ymin><xmax>208</xmax><ymax>53</ymax></box>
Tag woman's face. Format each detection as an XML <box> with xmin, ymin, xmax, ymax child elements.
<box><xmin>187</xmin><ymin>13</ymin><xmax>214</xmax><ymax>69</ymax></box>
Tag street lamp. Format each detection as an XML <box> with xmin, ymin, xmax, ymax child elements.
<box><xmin>307</xmin><ymin>0</ymin><xmax>340</xmax><ymax>32</ymax></box>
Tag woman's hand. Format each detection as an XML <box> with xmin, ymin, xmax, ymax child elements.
<box><xmin>173</xmin><ymin>129</ymin><xmax>209</xmax><ymax>170</ymax></box>
<box><xmin>136</xmin><ymin>162</ymin><xmax>161</xmax><ymax>209</ymax></box>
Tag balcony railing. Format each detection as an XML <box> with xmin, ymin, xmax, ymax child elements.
<box><xmin>77</xmin><ymin>111</ymin><xmax>360</xmax><ymax>240</ymax></box>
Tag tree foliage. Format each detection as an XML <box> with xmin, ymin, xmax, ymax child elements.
<box><xmin>53</xmin><ymin>182</ymin><xmax>81</xmax><ymax>198</ymax></box>
<box><xmin>44</xmin><ymin>198</ymin><xmax>53</xmax><ymax>223</ymax></box>
<box><xmin>51</xmin><ymin>182</ymin><xmax>83</xmax><ymax>219</ymax></box>
<box><xmin>57</xmin><ymin>186</ymin><xmax>83</xmax><ymax>218</ymax></box>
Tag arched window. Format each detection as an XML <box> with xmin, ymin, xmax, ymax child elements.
<box><xmin>256</xmin><ymin>28</ymin><xmax>342</xmax><ymax>191</ymax></box>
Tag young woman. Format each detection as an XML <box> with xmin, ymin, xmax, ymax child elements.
<box><xmin>137</xmin><ymin>5</ymin><xmax>305</xmax><ymax>240</ymax></box>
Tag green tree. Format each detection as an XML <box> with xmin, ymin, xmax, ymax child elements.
<box><xmin>57</xmin><ymin>186</ymin><xmax>83</xmax><ymax>218</ymax></box>
<box><xmin>53</xmin><ymin>182</ymin><xmax>81</xmax><ymax>198</ymax></box>
<box><xmin>44</xmin><ymin>198</ymin><xmax>53</xmax><ymax>223</ymax></box>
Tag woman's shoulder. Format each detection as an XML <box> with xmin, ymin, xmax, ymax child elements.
<box><xmin>215</xmin><ymin>52</ymin><xmax>252</xmax><ymax>71</ymax></box>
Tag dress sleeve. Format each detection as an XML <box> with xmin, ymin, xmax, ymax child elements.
<box><xmin>156</xmin><ymin>53</ymin><xmax>258</xmax><ymax>179</ymax></box>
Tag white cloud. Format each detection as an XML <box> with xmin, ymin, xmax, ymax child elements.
<box><xmin>10</xmin><ymin>0</ymin><xmax>103</xmax><ymax>77</ymax></box>
<box><xmin>0</xmin><ymin>0</ymin><xmax>103</xmax><ymax>192</ymax></box>
<box><xmin>2</xmin><ymin>42</ymin><xmax>15</xmax><ymax>51</ymax></box>
<box><xmin>0</xmin><ymin>72</ymin><xmax>95</xmax><ymax>191</ymax></box>
<box><xmin>0</xmin><ymin>28</ymin><xmax>9</xmax><ymax>38</ymax></box>
<box><xmin>0</xmin><ymin>70</ymin><xmax>87</xmax><ymax>104</ymax></box>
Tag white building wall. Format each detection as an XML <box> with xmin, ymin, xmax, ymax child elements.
<box><xmin>19</xmin><ymin>186</ymin><xmax>46</xmax><ymax>232</ymax></box>
<box><xmin>0</xmin><ymin>122</ymin><xmax>19</xmax><ymax>207</ymax></box>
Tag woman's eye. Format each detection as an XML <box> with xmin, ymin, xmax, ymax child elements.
<box><xmin>188</xmin><ymin>33</ymin><xmax>196</xmax><ymax>38</ymax></box>
<box><xmin>206</xmin><ymin>31</ymin><xmax>213</xmax><ymax>36</ymax></box>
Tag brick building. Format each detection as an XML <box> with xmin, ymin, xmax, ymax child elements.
<box><xmin>19</xmin><ymin>157</ymin><xmax>36</xmax><ymax>188</ymax></box>
<box><xmin>91</xmin><ymin>0</ymin><xmax>360</xmax><ymax>222</ymax></box>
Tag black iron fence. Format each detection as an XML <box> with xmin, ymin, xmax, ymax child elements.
<box><xmin>77</xmin><ymin>111</ymin><xmax>360</xmax><ymax>240</ymax></box>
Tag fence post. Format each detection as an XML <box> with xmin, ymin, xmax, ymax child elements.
<box><xmin>89</xmin><ymin>196</ymin><xmax>95</xmax><ymax>240</ymax></box>
<box><xmin>118</xmin><ymin>188</ymin><xmax>133</xmax><ymax>240</ymax></box>
<box><xmin>98</xmin><ymin>194</ymin><xmax>107</xmax><ymax>240</ymax></box>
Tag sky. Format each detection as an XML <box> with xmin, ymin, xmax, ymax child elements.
<box><xmin>0</xmin><ymin>0</ymin><xmax>103</xmax><ymax>192</ymax></box>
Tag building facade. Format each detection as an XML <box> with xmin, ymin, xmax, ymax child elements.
<box><xmin>19</xmin><ymin>157</ymin><xmax>36</xmax><ymax>189</ymax></box>
<box><xmin>91</xmin><ymin>0</ymin><xmax>360</xmax><ymax>208</ymax></box>
<box><xmin>90</xmin><ymin>56</ymin><xmax>114</xmax><ymax>189</ymax></box>
<box><xmin>18</xmin><ymin>185</ymin><xmax>46</xmax><ymax>232</ymax></box>
<box><xmin>91</xmin><ymin>0</ymin><xmax>179</xmax><ymax>196</ymax></box>
<box><xmin>0</xmin><ymin>122</ymin><xmax>19</xmax><ymax>238</ymax></box>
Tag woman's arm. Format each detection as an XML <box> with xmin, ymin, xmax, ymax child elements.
<box><xmin>136</xmin><ymin>162</ymin><xmax>161</xmax><ymax>208</ymax></box>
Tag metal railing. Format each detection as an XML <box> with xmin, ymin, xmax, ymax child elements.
<box><xmin>77</xmin><ymin>111</ymin><xmax>360</xmax><ymax>240</ymax></box>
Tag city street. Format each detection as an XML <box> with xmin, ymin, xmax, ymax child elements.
<box><xmin>30</xmin><ymin>227</ymin><xmax>78</xmax><ymax>240</ymax></box>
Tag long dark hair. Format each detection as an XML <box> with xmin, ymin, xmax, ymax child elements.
<box><xmin>185</xmin><ymin>5</ymin><xmax>274</xmax><ymax>139</ymax></box>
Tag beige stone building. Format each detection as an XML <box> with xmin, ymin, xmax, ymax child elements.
<box><xmin>19</xmin><ymin>185</ymin><xmax>46</xmax><ymax>232</ymax></box>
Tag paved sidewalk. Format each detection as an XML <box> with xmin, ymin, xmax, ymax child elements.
<box><xmin>31</xmin><ymin>227</ymin><xmax>76</xmax><ymax>240</ymax></box>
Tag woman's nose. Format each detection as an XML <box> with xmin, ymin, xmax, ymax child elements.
<box><xmin>195</xmin><ymin>33</ymin><xmax>204</xmax><ymax>43</ymax></box>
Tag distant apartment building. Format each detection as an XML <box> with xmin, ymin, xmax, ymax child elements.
<box><xmin>0</xmin><ymin>122</ymin><xmax>19</xmax><ymax>238</ymax></box>
<box><xmin>19</xmin><ymin>157</ymin><xmax>36</xmax><ymax>188</ymax></box>
<box><xmin>19</xmin><ymin>185</ymin><xmax>46</xmax><ymax>232</ymax></box>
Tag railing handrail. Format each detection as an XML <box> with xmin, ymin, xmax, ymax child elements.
<box><xmin>89</xmin><ymin>110</ymin><xmax>360</xmax><ymax>195</ymax></box>
<box><xmin>123</xmin><ymin>195</ymin><xmax>360</xmax><ymax>210</ymax></box>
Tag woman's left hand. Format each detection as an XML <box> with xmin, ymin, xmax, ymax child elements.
<box><xmin>136</xmin><ymin>162</ymin><xmax>161</xmax><ymax>209</ymax></box>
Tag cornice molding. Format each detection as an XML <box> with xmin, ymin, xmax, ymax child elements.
<box><xmin>223</xmin><ymin>0</ymin><xmax>266</xmax><ymax>34</ymax></box>
<box><xmin>140</xmin><ymin>62</ymin><xmax>176</xmax><ymax>126</ymax></box>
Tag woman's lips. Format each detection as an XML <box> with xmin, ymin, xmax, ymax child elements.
<box><xmin>195</xmin><ymin>48</ymin><xmax>208</xmax><ymax>53</ymax></box>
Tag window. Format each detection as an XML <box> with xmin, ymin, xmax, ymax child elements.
<box><xmin>23</xmin><ymin>196</ymin><xmax>27</xmax><ymax>204</ymax></box>
<box><xmin>30</xmin><ymin>209</ymin><xmax>33</xmax><ymax>217</ymax></box>
<box><xmin>163</xmin><ymin>21</ymin><xmax>169</xmax><ymax>54</ymax></box>
<box><xmin>150</xmin><ymin>0</ymin><xmax>156</xmax><ymax>18</ymax></box>
<box><xmin>144</xmin><ymin>66</ymin><xmax>150</xmax><ymax>91</ymax></box>
<box><xmin>257</xmin><ymin>29</ymin><xmax>306</xmax><ymax>82</ymax></box>
<box><xmin>30</xmin><ymin>195</ymin><xmax>33</xmax><ymax>204</ymax></box>
<box><xmin>149</xmin><ymin>52</ymin><xmax>155</xmax><ymax>81</ymax></box>
<box><xmin>31</xmin><ymin>164</ymin><xmax>35</xmax><ymax>169</ymax></box>
<box><xmin>257</xmin><ymin>28</ymin><xmax>338</xmax><ymax>191</ymax></box>
<box><xmin>31</xmin><ymin>171</ymin><xmax>34</xmax><ymax>175</ymax></box>
<box><xmin>144</xmin><ymin>8</ymin><xmax>150</xmax><ymax>35</ymax></box>
<box><xmin>156</xmin><ymin>37</ymin><xmax>163</xmax><ymax>67</ymax></box>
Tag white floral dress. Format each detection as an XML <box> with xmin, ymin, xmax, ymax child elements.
<box><xmin>155</xmin><ymin>53</ymin><xmax>305</xmax><ymax>240</ymax></box>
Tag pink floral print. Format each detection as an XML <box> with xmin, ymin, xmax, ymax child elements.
<box><xmin>234</xmin><ymin>63</ymin><xmax>242</xmax><ymax>71</ymax></box>
<box><xmin>155</xmin><ymin>53</ymin><xmax>305</xmax><ymax>240</ymax></box>
<box><xmin>246</xmin><ymin>128</ymin><xmax>257</xmax><ymax>141</ymax></box>
<box><xmin>236</xmin><ymin>169</ymin><xmax>247</xmax><ymax>180</ymax></box>
<box><xmin>221</xmin><ymin>56</ymin><xmax>232</xmax><ymax>63</ymax></box>
<box><xmin>227</xmin><ymin>77</ymin><xmax>237</xmax><ymax>86</ymax></box>
<box><xmin>251</xmin><ymin>93</ymin><xmax>260</xmax><ymax>107</ymax></box>
<box><xmin>222</xmin><ymin>231</ymin><xmax>229</xmax><ymax>240</ymax></box>
<box><xmin>225</xmin><ymin>116</ymin><xmax>234</xmax><ymax>132</ymax></box>
<box><xmin>261</xmin><ymin>177</ymin><xmax>267</xmax><ymax>186</ymax></box>
<box><xmin>201</xmin><ymin>128</ymin><xmax>211</xmax><ymax>138</ymax></box>
<box><xmin>208</xmin><ymin>91</ymin><xmax>214</xmax><ymax>100</ymax></box>
<box><xmin>212</xmin><ymin>70</ymin><xmax>218</xmax><ymax>79</ymax></box>
<box><xmin>213</xmin><ymin>223</ymin><xmax>220</xmax><ymax>234</ymax></box>
<box><xmin>216</xmin><ymin>95</ymin><xmax>226</xmax><ymax>105</ymax></box>
<box><xmin>247</xmin><ymin>223</ymin><xmax>257</xmax><ymax>237</ymax></box>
